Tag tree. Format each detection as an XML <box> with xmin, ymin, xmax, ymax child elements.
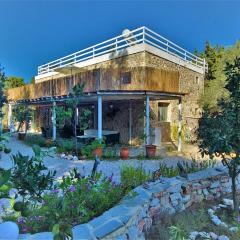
<box><xmin>198</xmin><ymin>57</ymin><xmax>240</xmax><ymax>214</ymax></box>
<box><xmin>200</xmin><ymin>40</ymin><xmax>240</xmax><ymax>111</ymax></box>
<box><xmin>12</xmin><ymin>105</ymin><xmax>32</xmax><ymax>133</ymax></box>
<box><xmin>5</xmin><ymin>76</ymin><xmax>25</xmax><ymax>89</ymax></box>
<box><xmin>55</xmin><ymin>83</ymin><xmax>91</xmax><ymax>154</ymax></box>
<box><xmin>0</xmin><ymin>65</ymin><xmax>7</xmax><ymax>138</ymax></box>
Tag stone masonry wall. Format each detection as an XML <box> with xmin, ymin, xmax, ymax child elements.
<box><xmin>145</xmin><ymin>52</ymin><xmax>205</xmax><ymax>137</ymax></box>
<box><xmin>20</xmin><ymin>167</ymin><xmax>235</xmax><ymax>240</ymax></box>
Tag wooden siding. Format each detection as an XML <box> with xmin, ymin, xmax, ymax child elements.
<box><xmin>7</xmin><ymin>67</ymin><xmax>179</xmax><ymax>101</ymax></box>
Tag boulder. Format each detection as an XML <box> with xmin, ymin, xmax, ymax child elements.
<box><xmin>0</xmin><ymin>221</ymin><xmax>19</xmax><ymax>240</ymax></box>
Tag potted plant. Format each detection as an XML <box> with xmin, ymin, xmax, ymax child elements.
<box><xmin>91</xmin><ymin>139</ymin><xmax>105</xmax><ymax>158</ymax></box>
<box><xmin>120</xmin><ymin>146</ymin><xmax>129</xmax><ymax>160</ymax></box>
<box><xmin>145</xmin><ymin>144</ymin><xmax>157</xmax><ymax>158</ymax></box>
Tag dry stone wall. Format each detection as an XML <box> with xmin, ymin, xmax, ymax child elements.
<box><xmin>19</xmin><ymin>166</ymin><xmax>236</xmax><ymax>240</ymax></box>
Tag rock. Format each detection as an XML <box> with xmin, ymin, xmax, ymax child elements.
<box><xmin>218</xmin><ymin>235</ymin><xmax>229</xmax><ymax>240</ymax></box>
<box><xmin>229</xmin><ymin>226</ymin><xmax>238</xmax><ymax>233</ymax></box>
<box><xmin>210</xmin><ymin>232</ymin><xmax>218</xmax><ymax>240</ymax></box>
<box><xmin>67</xmin><ymin>155</ymin><xmax>73</xmax><ymax>160</ymax></box>
<box><xmin>60</xmin><ymin>153</ymin><xmax>65</xmax><ymax>159</ymax></box>
<box><xmin>189</xmin><ymin>231</ymin><xmax>199</xmax><ymax>239</ymax></box>
<box><xmin>72</xmin><ymin>156</ymin><xmax>78</xmax><ymax>161</ymax></box>
<box><xmin>223</xmin><ymin>199</ymin><xmax>233</xmax><ymax>208</ymax></box>
<box><xmin>72</xmin><ymin>224</ymin><xmax>92</xmax><ymax>239</ymax></box>
<box><xmin>8</xmin><ymin>188</ymin><xmax>18</xmax><ymax>198</ymax></box>
<box><xmin>30</xmin><ymin>232</ymin><xmax>54</xmax><ymax>240</ymax></box>
<box><xmin>0</xmin><ymin>221</ymin><xmax>19</xmax><ymax>240</ymax></box>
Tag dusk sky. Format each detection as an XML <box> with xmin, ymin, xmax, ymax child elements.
<box><xmin>0</xmin><ymin>1</ymin><xmax>239</xmax><ymax>82</ymax></box>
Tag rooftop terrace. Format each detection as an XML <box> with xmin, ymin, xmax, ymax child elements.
<box><xmin>36</xmin><ymin>26</ymin><xmax>207</xmax><ymax>81</ymax></box>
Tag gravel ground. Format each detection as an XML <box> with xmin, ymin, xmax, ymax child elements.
<box><xmin>0</xmin><ymin>135</ymin><xmax>192</xmax><ymax>183</ymax></box>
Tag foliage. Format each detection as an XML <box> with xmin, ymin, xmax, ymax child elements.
<box><xmin>171</xmin><ymin>123</ymin><xmax>193</xmax><ymax>143</ymax></box>
<box><xmin>157</xmin><ymin>159</ymin><xmax>217</xmax><ymax>178</ymax></box>
<box><xmin>197</xmin><ymin>57</ymin><xmax>240</xmax><ymax>213</ymax></box>
<box><xmin>12</xmin><ymin>105</ymin><xmax>33</xmax><ymax>132</ymax></box>
<box><xmin>0</xmin><ymin>168</ymin><xmax>12</xmax><ymax>198</ymax></box>
<box><xmin>0</xmin><ymin>64</ymin><xmax>7</xmax><ymax>138</ymax></box>
<box><xmin>4</xmin><ymin>76</ymin><xmax>25</xmax><ymax>90</ymax></box>
<box><xmin>55</xmin><ymin>83</ymin><xmax>91</xmax><ymax>154</ymax></box>
<box><xmin>169</xmin><ymin>225</ymin><xmax>187</xmax><ymax>240</ymax></box>
<box><xmin>81</xmin><ymin>139</ymin><xmax>106</xmax><ymax>158</ymax></box>
<box><xmin>200</xmin><ymin>41</ymin><xmax>240</xmax><ymax>111</ymax></box>
<box><xmin>24</xmin><ymin>134</ymin><xmax>49</xmax><ymax>147</ymax></box>
<box><xmin>11</xmin><ymin>145</ymin><xmax>56</xmax><ymax>203</ymax></box>
<box><xmin>120</xmin><ymin>164</ymin><xmax>151</xmax><ymax>191</ymax></box>
<box><xmin>15</xmin><ymin>169</ymin><xmax>123</xmax><ymax>235</ymax></box>
<box><xmin>56</xmin><ymin>138</ymin><xmax>74</xmax><ymax>154</ymax></box>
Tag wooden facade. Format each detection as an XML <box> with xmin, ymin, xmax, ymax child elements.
<box><xmin>7</xmin><ymin>67</ymin><xmax>180</xmax><ymax>101</ymax></box>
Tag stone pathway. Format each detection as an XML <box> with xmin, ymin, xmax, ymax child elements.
<box><xmin>0</xmin><ymin>135</ymin><xmax>199</xmax><ymax>183</ymax></box>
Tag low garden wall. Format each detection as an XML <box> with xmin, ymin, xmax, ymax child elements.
<box><xmin>20</xmin><ymin>166</ymin><xmax>236</xmax><ymax>240</ymax></box>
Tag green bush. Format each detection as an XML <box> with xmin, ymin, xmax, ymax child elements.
<box><xmin>11</xmin><ymin>145</ymin><xmax>56</xmax><ymax>202</ymax></box>
<box><xmin>81</xmin><ymin>139</ymin><xmax>106</xmax><ymax>158</ymax></box>
<box><xmin>24</xmin><ymin>134</ymin><xmax>47</xmax><ymax>147</ymax></box>
<box><xmin>56</xmin><ymin>139</ymin><xmax>74</xmax><ymax>153</ymax></box>
<box><xmin>15</xmin><ymin>169</ymin><xmax>123</xmax><ymax>236</ymax></box>
<box><xmin>120</xmin><ymin>164</ymin><xmax>151</xmax><ymax>190</ymax></box>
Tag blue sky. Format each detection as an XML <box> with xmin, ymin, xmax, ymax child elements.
<box><xmin>0</xmin><ymin>0</ymin><xmax>239</xmax><ymax>82</ymax></box>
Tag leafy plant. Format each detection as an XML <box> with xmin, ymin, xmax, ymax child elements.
<box><xmin>56</xmin><ymin>138</ymin><xmax>74</xmax><ymax>154</ymax></box>
<box><xmin>24</xmin><ymin>134</ymin><xmax>48</xmax><ymax>147</ymax></box>
<box><xmin>81</xmin><ymin>139</ymin><xmax>106</xmax><ymax>158</ymax></box>
<box><xmin>120</xmin><ymin>164</ymin><xmax>151</xmax><ymax>191</ymax></box>
<box><xmin>11</xmin><ymin>145</ymin><xmax>56</xmax><ymax>203</ymax></box>
<box><xmin>169</xmin><ymin>225</ymin><xmax>187</xmax><ymax>240</ymax></box>
<box><xmin>158</xmin><ymin>163</ymin><xmax>179</xmax><ymax>178</ymax></box>
<box><xmin>198</xmin><ymin>57</ymin><xmax>240</xmax><ymax>214</ymax></box>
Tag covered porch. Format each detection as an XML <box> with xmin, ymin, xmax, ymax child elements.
<box><xmin>7</xmin><ymin>90</ymin><xmax>184</xmax><ymax>152</ymax></box>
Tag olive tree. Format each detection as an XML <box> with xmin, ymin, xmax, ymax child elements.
<box><xmin>198</xmin><ymin>57</ymin><xmax>240</xmax><ymax>214</ymax></box>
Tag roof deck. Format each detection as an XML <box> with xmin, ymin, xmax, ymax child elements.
<box><xmin>36</xmin><ymin>26</ymin><xmax>207</xmax><ymax>81</ymax></box>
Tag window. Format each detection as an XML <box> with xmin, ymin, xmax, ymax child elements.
<box><xmin>121</xmin><ymin>72</ymin><xmax>131</xmax><ymax>84</ymax></box>
<box><xmin>158</xmin><ymin>103</ymin><xmax>169</xmax><ymax>122</ymax></box>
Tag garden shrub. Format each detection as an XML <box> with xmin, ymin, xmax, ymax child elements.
<box><xmin>14</xmin><ymin>169</ymin><xmax>123</xmax><ymax>235</ymax></box>
<box><xmin>55</xmin><ymin>138</ymin><xmax>74</xmax><ymax>154</ymax></box>
<box><xmin>11</xmin><ymin>145</ymin><xmax>56</xmax><ymax>203</ymax></box>
<box><xmin>120</xmin><ymin>164</ymin><xmax>151</xmax><ymax>190</ymax></box>
<box><xmin>24</xmin><ymin>134</ymin><xmax>50</xmax><ymax>148</ymax></box>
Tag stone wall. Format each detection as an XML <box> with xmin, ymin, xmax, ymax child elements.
<box><xmin>73</xmin><ymin>167</ymin><xmax>232</xmax><ymax>240</ymax></box>
<box><xmin>20</xmin><ymin>167</ymin><xmax>235</xmax><ymax>240</ymax></box>
<box><xmin>145</xmin><ymin>52</ymin><xmax>205</xmax><ymax>138</ymax></box>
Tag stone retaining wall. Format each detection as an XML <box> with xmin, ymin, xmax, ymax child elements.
<box><xmin>21</xmin><ymin>166</ymin><xmax>236</xmax><ymax>240</ymax></box>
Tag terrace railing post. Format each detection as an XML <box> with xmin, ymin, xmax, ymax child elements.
<box><xmin>146</xmin><ymin>95</ymin><xmax>150</xmax><ymax>145</ymax></box>
<box><xmin>178</xmin><ymin>98</ymin><xmax>182</xmax><ymax>152</ymax></box>
<box><xmin>97</xmin><ymin>95</ymin><xmax>102</xmax><ymax>140</ymax></box>
<box><xmin>52</xmin><ymin>101</ymin><xmax>56</xmax><ymax>141</ymax></box>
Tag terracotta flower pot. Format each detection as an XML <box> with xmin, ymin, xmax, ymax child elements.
<box><xmin>93</xmin><ymin>147</ymin><xmax>103</xmax><ymax>158</ymax></box>
<box><xmin>146</xmin><ymin>144</ymin><xmax>157</xmax><ymax>158</ymax></box>
<box><xmin>120</xmin><ymin>147</ymin><xmax>129</xmax><ymax>160</ymax></box>
<box><xmin>18</xmin><ymin>132</ymin><xmax>26</xmax><ymax>141</ymax></box>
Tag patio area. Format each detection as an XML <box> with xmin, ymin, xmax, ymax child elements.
<box><xmin>0</xmin><ymin>135</ymin><xmax>191</xmax><ymax>183</ymax></box>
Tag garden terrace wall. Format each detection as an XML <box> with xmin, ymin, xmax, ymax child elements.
<box><xmin>19</xmin><ymin>166</ymin><xmax>236</xmax><ymax>240</ymax></box>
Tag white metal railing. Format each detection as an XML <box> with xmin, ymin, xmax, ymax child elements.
<box><xmin>38</xmin><ymin>26</ymin><xmax>207</xmax><ymax>75</ymax></box>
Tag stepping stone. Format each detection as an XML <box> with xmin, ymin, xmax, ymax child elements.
<box><xmin>0</xmin><ymin>221</ymin><xmax>19</xmax><ymax>240</ymax></box>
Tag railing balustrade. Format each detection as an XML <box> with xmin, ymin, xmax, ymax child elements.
<box><xmin>38</xmin><ymin>26</ymin><xmax>207</xmax><ymax>75</ymax></box>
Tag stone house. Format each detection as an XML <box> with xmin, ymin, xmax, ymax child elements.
<box><xmin>6</xmin><ymin>26</ymin><xmax>207</xmax><ymax>151</ymax></box>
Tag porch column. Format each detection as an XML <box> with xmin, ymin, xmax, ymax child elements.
<box><xmin>146</xmin><ymin>95</ymin><xmax>150</xmax><ymax>145</ymax></box>
<box><xmin>129</xmin><ymin>101</ymin><xmax>132</xmax><ymax>145</ymax></box>
<box><xmin>8</xmin><ymin>103</ymin><xmax>12</xmax><ymax>129</ymax></box>
<box><xmin>97</xmin><ymin>95</ymin><xmax>102</xmax><ymax>140</ymax></box>
<box><xmin>52</xmin><ymin>101</ymin><xmax>56</xmax><ymax>141</ymax></box>
<box><xmin>178</xmin><ymin>98</ymin><xmax>182</xmax><ymax>152</ymax></box>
